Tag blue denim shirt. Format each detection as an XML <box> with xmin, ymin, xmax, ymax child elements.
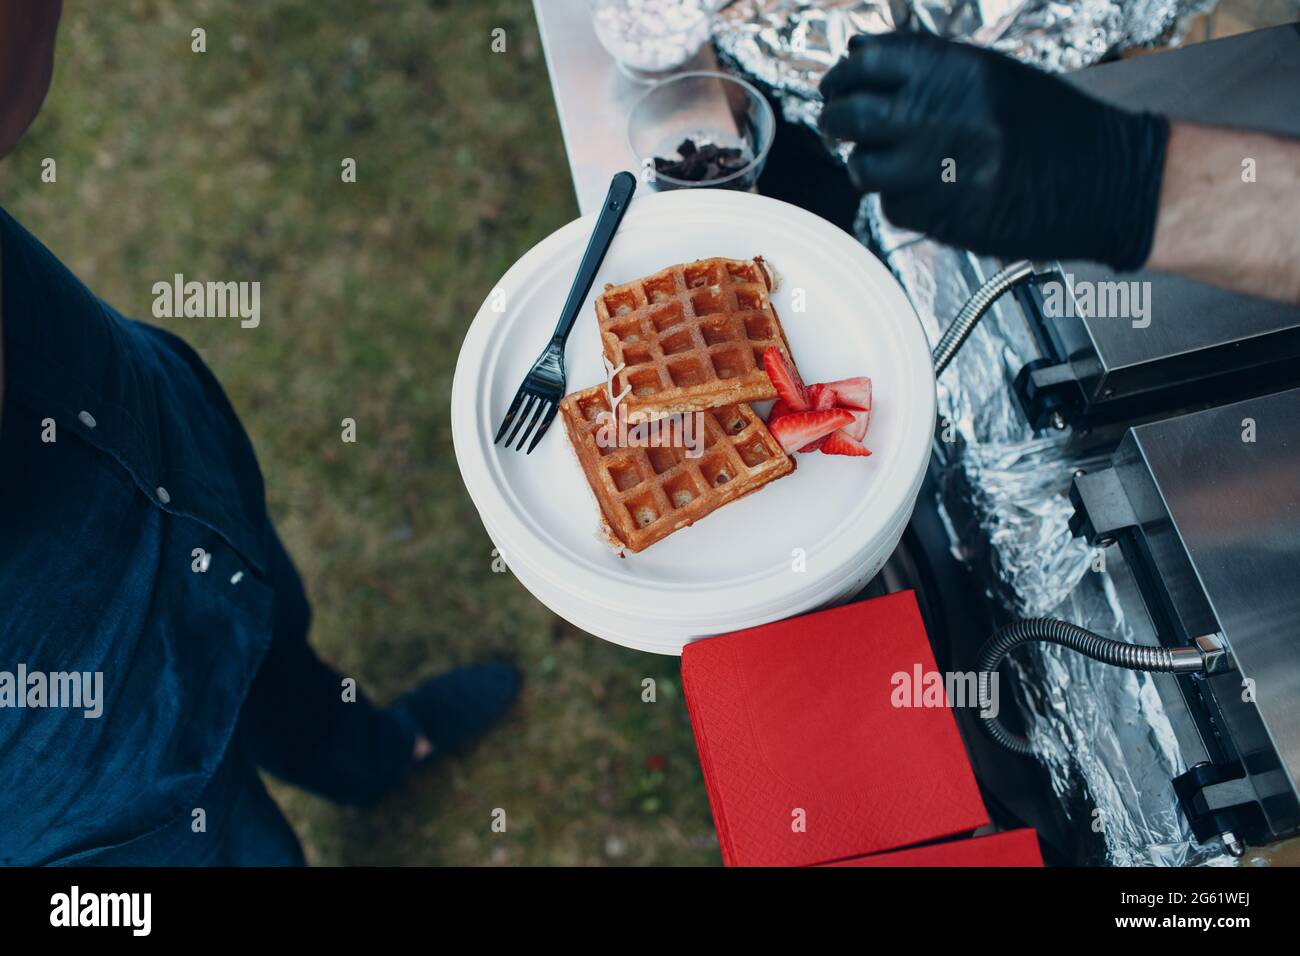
<box><xmin>0</xmin><ymin>208</ymin><xmax>280</xmax><ymax>864</ymax></box>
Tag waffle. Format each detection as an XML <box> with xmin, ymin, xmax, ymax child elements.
<box><xmin>559</xmin><ymin>384</ymin><xmax>794</xmax><ymax>554</ymax></box>
<box><xmin>594</xmin><ymin>257</ymin><xmax>797</xmax><ymax>425</ymax></box>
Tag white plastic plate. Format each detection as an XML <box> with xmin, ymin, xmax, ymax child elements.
<box><xmin>452</xmin><ymin>189</ymin><xmax>935</xmax><ymax>648</ymax></box>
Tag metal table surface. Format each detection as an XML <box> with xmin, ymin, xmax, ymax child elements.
<box><xmin>533</xmin><ymin>0</ymin><xmax>723</xmax><ymax>216</ymax></box>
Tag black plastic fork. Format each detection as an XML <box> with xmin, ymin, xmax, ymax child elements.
<box><xmin>494</xmin><ymin>171</ymin><xmax>637</xmax><ymax>454</ymax></box>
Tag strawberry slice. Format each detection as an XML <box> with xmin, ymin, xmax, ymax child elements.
<box><xmin>767</xmin><ymin>398</ymin><xmax>794</xmax><ymax>423</ymax></box>
<box><xmin>768</xmin><ymin>409</ymin><xmax>853</xmax><ymax>455</ymax></box>
<box><xmin>800</xmin><ymin>384</ymin><xmax>840</xmax><ymax>451</ymax></box>
<box><xmin>821</xmin><ymin>430</ymin><xmax>872</xmax><ymax>457</ymax></box>
<box><xmin>824</xmin><ymin>376</ymin><xmax>872</xmax><ymax>411</ymax></box>
<box><xmin>806</xmin><ymin>383</ymin><xmax>838</xmax><ymax>409</ymax></box>
<box><xmin>840</xmin><ymin>407</ymin><xmax>871</xmax><ymax>442</ymax></box>
<box><xmin>762</xmin><ymin>346</ymin><xmax>809</xmax><ymax>411</ymax></box>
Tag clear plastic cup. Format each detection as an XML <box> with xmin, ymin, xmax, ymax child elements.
<box><xmin>627</xmin><ymin>71</ymin><xmax>776</xmax><ymax>192</ymax></box>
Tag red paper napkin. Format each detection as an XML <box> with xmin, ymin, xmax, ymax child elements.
<box><xmin>682</xmin><ymin>590</ymin><xmax>989</xmax><ymax>867</ymax></box>
<box><xmin>822</xmin><ymin>829</ymin><xmax>1044</xmax><ymax>867</ymax></box>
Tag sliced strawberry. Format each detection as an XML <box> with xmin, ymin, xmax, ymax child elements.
<box><xmin>799</xmin><ymin>385</ymin><xmax>840</xmax><ymax>450</ymax></box>
<box><xmin>768</xmin><ymin>409</ymin><xmax>853</xmax><ymax>455</ymax></box>
<box><xmin>762</xmin><ymin>346</ymin><xmax>809</xmax><ymax>411</ymax></box>
<box><xmin>840</xmin><ymin>407</ymin><xmax>872</xmax><ymax>442</ymax></box>
<box><xmin>821</xmin><ymin>430</ymin><xmax>872</xmax><ymax>457</ymax></box>
<box><xmin>806</xmin><ymin>383</ymin><xmax>838</xmax><ymax>410</ymax></box>
<box><xmin>767</xmin><ymin>398</ymin><xmax>794</xmax><ymax>424</ymax></box>
<box><xmin>824</xmin><ymin>376</ymin><xmax>872</xmax><ymax>411</ymax></box>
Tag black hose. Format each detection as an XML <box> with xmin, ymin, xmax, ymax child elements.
<box><xmin>976</xmin><ymin>618</ymin><xmax>1205</xmax><ymax>756</ymax></box>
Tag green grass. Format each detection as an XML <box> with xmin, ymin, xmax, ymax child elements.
<box><xmin>1</xmin><ymin>0</ymin><xmax>718</xmax><ymax>865</ymax></box>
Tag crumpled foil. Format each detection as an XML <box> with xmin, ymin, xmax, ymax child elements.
<box><xmin>864</xmin><ymin>196</ymin><xmax>1230</xmax><ymax>866</ymax></box>
<box><xmin>713</xmin><ymin>0</ymin><xmax>1215</xmax><ymax>131</ymax></box>
<box><xmin>713</xmin><ymin>0</ymin><xmax>907</xmax><ymax>129</ymax></box>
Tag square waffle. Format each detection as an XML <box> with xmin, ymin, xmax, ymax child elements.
<box><xmin>594</xmin><ymin>257</ymin><xmax>797</xmax><ymax>425</ymax></box>
<box><xmin>559</xmin><ymin>383</ymin><xmax>794</xmax><ymax>554</ymax></box>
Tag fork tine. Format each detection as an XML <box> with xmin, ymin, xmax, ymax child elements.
<box><xmin>514</xmin><ymin>398</ymin><xmax>548</xmax><ymax>451</ymax></box>
<box><xmin>525</xmin><ymin>401</ymin><xmax>559</xmax><ymax>454</ymax></box>
<box><xmin>502</xmin><ymin>393</ymin><xmax>538</xmax><ymax>448</ymax></box>
<box><xmin>494</xmin><ymin>387</ymin><xmax>528</xmax><ymax>445</ymax></box>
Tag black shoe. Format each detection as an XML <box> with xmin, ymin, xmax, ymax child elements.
<box><xmin>389</xmin><ymin>662</ymin><xmax>520</xmax><ymax>762</ymax></box>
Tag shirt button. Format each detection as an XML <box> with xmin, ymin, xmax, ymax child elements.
<box><xmin>156</xmin><ymin>486</ymin><xmax>171</xmax><ymax>504</ymax></box>
<box><xmin>78</xmin><ymin>411</ymin><xmax>97</xmax><ymax>428</ymax></box>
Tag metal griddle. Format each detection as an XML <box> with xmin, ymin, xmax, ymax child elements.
<box><xmin>1072</xmin><ymin>387</ymin><xmax>1300</xmax><ymax>845</ymax></box>
<box><xmin>1017</xmin><ymin>25</ymin><xmax>1300</xmax><ymax>427</ymax></box>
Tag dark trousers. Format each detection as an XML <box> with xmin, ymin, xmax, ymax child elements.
<box><xmin>240</xmin><ymin>523</ymin><xmax>417</xmax><ymax>809</ymax></box>
<box><xmin>221</xmin><ymin>524</ymin><xmax>417</xmax><ymax>863</ymax></box>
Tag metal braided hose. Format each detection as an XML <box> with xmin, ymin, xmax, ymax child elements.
<box><xmin>976</xmin><ymin>618</ymin><xmax>1206</xmax><ymax>756</ymax></box>
<box><xmin>931</xmin><ymin>259</ymin><xmax>1038</xmax><ymax>376</ymax></box>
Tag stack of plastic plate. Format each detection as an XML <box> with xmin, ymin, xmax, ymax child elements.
<box><xmin>452</xmin><ymin>190</ymin><xmax>935</xmax><ymax>655</ymax></box>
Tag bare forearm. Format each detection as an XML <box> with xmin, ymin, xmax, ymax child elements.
<box><xmin>1148</xmin><ymin>122</ymin><xmax>1300</xmax><ymax>304</ymax></box>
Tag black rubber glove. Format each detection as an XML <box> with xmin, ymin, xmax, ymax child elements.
<box><xmin>819</xmin><ymin>32</ymin><xmax>1170</xmax><ymax>272</ymax></box>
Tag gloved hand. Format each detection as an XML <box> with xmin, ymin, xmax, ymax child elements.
<box><xmin>819</xmin><ymin>32</ymin><xmax>1170</xmax><ymax>272</ymax></box>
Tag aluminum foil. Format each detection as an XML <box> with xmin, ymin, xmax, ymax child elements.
<box><xmin>713</xmin><ymin>0</ymin><xmax>1215</xmax><ymax>132</ymax></box>
<box><xmin>863</xmin><ymin>195</ymin><xmax>1230</xmax><ymax>865</ymax></box>
<box><xmin>712</xmin><ymin>0</ymin><xmax>907</xmax><ymax>129</ymax></box>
